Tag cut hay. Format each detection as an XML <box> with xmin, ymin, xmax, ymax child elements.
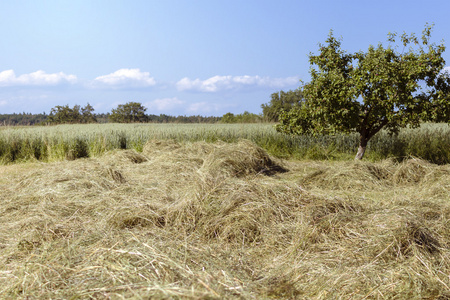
<box><xmin>142</xmin><ymin>138</ymin><xmax>186</xmax><ymax>158</ymax></box>
<box><xmin>198</xmin><ymin>140</ymin><xmax>288</xmax><ymax>178</ymax></box>
<box><xmin>0</xmin><ymin>140</ymin><xmax>449</xmax><ymax>299</ymax></box>
<box><xmin>298</xmin><ymin>160</ymin><xmax>393</xmax><ymax>191</ymax></box>
<box><xmin>297</xmin><ymin>157</ymin><xmax>450</xmax><ymax>192</ymax></box>
<box><xmin>392</xmin><ymin>157</ymin><xmax>432</xmax><ymax>184</ymax></box>
<box><xmin>142</xmin><ymin>139</ymin><xmax>288</xmax><ymax>178</ymax></box>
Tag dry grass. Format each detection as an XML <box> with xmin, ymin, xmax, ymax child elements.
<box><xmin>0</xmin><ymin>140</ymin><xmax>449</xmax><ymax>299</ymax></box>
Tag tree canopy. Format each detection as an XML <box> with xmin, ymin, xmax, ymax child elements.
<box><xmin>221</xmin><ymin>111</ymin><xmax>263</xmax><ymax>123</ymax></box>
<box><xmin>47</xmin><ymin>104</ymin><xmax>97</xmax><ymax>124</ymax></box>
<box><xmin>276</xmin><ymin>24</ymin><xmax>450</xmax><ymax>160</ymax></box>
<box><xmin>261</xmin><ymin>89</ymin><xmax>303</xmax><ymax>122</ymax></box>
<box><xmin>109</xmin><ymin>102</ymin><xmax>148</xmax><ymax>123</ymax></box>
<box><xmin>0</xmin><ymin>113</ymin><xmax>47</xmax><ymax>126</ymax></box>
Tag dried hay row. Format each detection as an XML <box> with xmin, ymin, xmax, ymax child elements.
<box><xmin>298</xmin><ymin>156</ymin><xmax>450</xmax><ymax>191</ymax></box>
<box><xmin>0</xmin><ymin>139</ymin><xmax>449</xmax><ymax>298</ymax></box>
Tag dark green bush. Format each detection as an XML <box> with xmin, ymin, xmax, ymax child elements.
<box><xmin>67</xmin><ymin>138</ymin><xmax>89</xmax><ymax>160</ymax></box>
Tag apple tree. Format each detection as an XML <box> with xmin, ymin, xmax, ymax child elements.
<box><xmin>276</xmin><ymin>25</ymin><xmax>450</xmax><ymax>160</ymax></box>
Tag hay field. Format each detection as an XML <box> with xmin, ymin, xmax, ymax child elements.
<box><xmin>1</xmin><ymin>139</ymin><xmax>450</xmax><ymax>298</ymax></box>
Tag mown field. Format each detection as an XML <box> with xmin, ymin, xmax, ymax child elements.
<box><xmin>1</xmin><ymin>122</ymin><xmax>450</xmax><ymax>164</ymax></box>
<box><xmin>0</xmin><ymin>124</ymin><xmax>449</xmax><ymax>298</ymax></box>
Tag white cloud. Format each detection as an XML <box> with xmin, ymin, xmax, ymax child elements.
<box><xmin>0</xmin><ymin>100</ymin><xmax>7</xmax><ymax>107</ymax></box>
<box><xmin>94</xmin><ymin>68</ymin><xmax>156</xmax><ymax>88</ymax></box>
<box><xmin>145</xmin><ymin>97</ymin><xmax>185</xmax><ymax>111</ymax></box>
<box><xmin>0</xmin><ymin>70</ymin><xmax>77</xmax><ymax>86</ymax></box>
<box><xmin>176</xmin><ymin>75</ymin><xmax>300</xmax><ymax>92</ymax></box>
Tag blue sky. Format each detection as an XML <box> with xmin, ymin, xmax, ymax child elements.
<box><xmin>1</xmin><ymin>0</ymin><xmax>449</xmax><ymax>116</ymax></box>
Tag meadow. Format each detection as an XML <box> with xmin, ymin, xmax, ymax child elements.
<box><xmin>1</xmin><ymin>122</ymin><xmax>450</xmax><ymax>164</ymax></box>
<box><xmin>0</xmin><ymin>124</ymin><xmax>449</xmax><ymax>298</ymax></box>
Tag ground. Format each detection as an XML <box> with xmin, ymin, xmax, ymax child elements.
<box><xmin>1</xmin><ymin>140</ymin><xmax>449</xmax><ymax>299</ymax></box>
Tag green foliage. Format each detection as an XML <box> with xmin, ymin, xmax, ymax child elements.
<box><xmin>367</xmin><ymin>124</ymin><xmax>450</xmax><ymax>164</ymax></box>
<box><xmin>0</xmin><ymin>113</ymin><xmax>48</xmax><ymax>126</ymax></box>
<box><xmin>80</xmin><ymin>103</ymin><xmax>97</xmax><ymax>123</ymax></box>
<box><xmin>220</xmin><ymin>111</ymin><xmax>263</xmax><ymax>123</ymax></box>
<box><xmin>118</xmin><ymin>132</ymin><xmax>127</xmax><ymax>149</ymax></box>
<box><xmin>47</xmin><ymin>103</ymin><xmax>97</xmax><ymax>124</ymax></box>
<box><xmin>109</xmin><ymin>102</ymin><xmax>148</xmax><ymax>123</ymax></box>
<box><xmin>275</xmin><ymin>104</ymin><xmax>313</xmax><ymax>135</ymax></box>
<box><xmin>221</xmin><ymin>112</ymin><xmax>237</xmax><ymax>123</ymax></box>
<box><xmin>261</xmin><ymin>89</ymin><xmax>303</xmax><ymax>122</ymax></box>
<box><xmin>0</xmin><ymin>111</ymin><xmax>221</xmax><ymax>126</ymax></box>
<box><xmin>67</xmin><ymin>138</ymin><xmax>89</xmax><ymax>160</ymax></box>
<box><xmin>0</xmin><ymin>135</ymin><xmax>48</xmax><ymax>163</ymax></box>
<box><xmin>276</xmin><ymin>24</ymin><xmax>450</xmax><ymax>159</ymax></box>
<box><xmin>1</xmin><ymin>123</ymin><xmax>450</xmax><ymax>165</ymax></box>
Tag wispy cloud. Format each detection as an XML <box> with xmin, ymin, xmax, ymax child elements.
<box><xmin>186</xmin><ymin>101</ymin><xmax>226</xmax><ymax>114</ymax></box>
<box><xmin>176</xmin><ymin>75</ymin><xmax>300</xmax><ymax>92</ymax></box>
<box><xmin>94</xmin><ymin>68</ymin><xmax>156</xmax><ymax>88</ymax></box>
<box><xmin>145</xmin><ymin>97</ymin><xmax>185</xmax><ymax>111</ymax></box>
<box><xmin>187</xmin><ymin>101</ymin><xmax>211</xmax><ymax>113</ymax></box>
<box><xmin>0</xmin><ymin>70</ymin><xmax>77</xmax><ymax>87</ymax></box>
<box><xmin>0</xmin><ymin>100</ymin><xmax>7</xmax><ymax>107</ymax></box>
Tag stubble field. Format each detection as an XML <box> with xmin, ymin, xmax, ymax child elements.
<box><xmin>1</xmin><ymin>134</ymin><xmax>449</xmax><ymax>298</ymax></box>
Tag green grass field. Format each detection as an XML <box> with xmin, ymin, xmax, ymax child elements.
<box><xmin>1</xmin><ymin>122</ymin><xmax>450</xmax><ymax>164</ymax></box>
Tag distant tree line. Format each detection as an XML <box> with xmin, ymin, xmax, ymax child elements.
<box><xmin>216</xmin><ymin>89</ymin><xmax>304</xmax><ymax>124</ymax></box>
<box><xmin>0</xmin><ymin>102</ymin><xmax>222</xmax><ymax>125</ymax></box>
<box><xmin>108</xmin><ymin>102</ymin><xmax>222</xmax><ymax>123</ymax></box>
<box><xmin>1</xmin><ymin>93</ymin><xmax>298</xmax><ymax>125</ymax></box>
<box><xmin>221</xmin><ymin>111</ymin><xmax>263</xmax><ymax>123</ymax></box>
<box><xmin>0</xmin><ymin>112</ymin><xmax>48</xmax><ymax>126</ymax></box>
<box><xmin>148</xmin><ymin>114</ymin><xmax>221</xmax><ymax>123</ymax></box>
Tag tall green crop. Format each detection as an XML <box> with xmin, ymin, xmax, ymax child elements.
<box><xmin>0</xmin><ymin>123</ymin><xmax>449</xmax><ymax>164</ymax></box>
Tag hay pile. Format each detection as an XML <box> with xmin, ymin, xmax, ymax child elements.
<box><xmin>298</xmin><ymin>157</ymin><xmax>450</xmax><ymax>191</ymax></box>
<box><xmin>0</xmin><ymin>139</ymin><xmax>449</xmax><ymax>299</ymax></box>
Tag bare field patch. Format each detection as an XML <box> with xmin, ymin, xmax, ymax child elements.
<box><xmin>0</xmin><ymin>140</ymin><xmax>449</xmax><ymax>299</ymax></box>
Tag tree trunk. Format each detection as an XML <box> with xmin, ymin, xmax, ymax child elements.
<box><xmin>355</xmin><ymin>135</ymin><xmax>369</xmax><ymax>160</ymax></box>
